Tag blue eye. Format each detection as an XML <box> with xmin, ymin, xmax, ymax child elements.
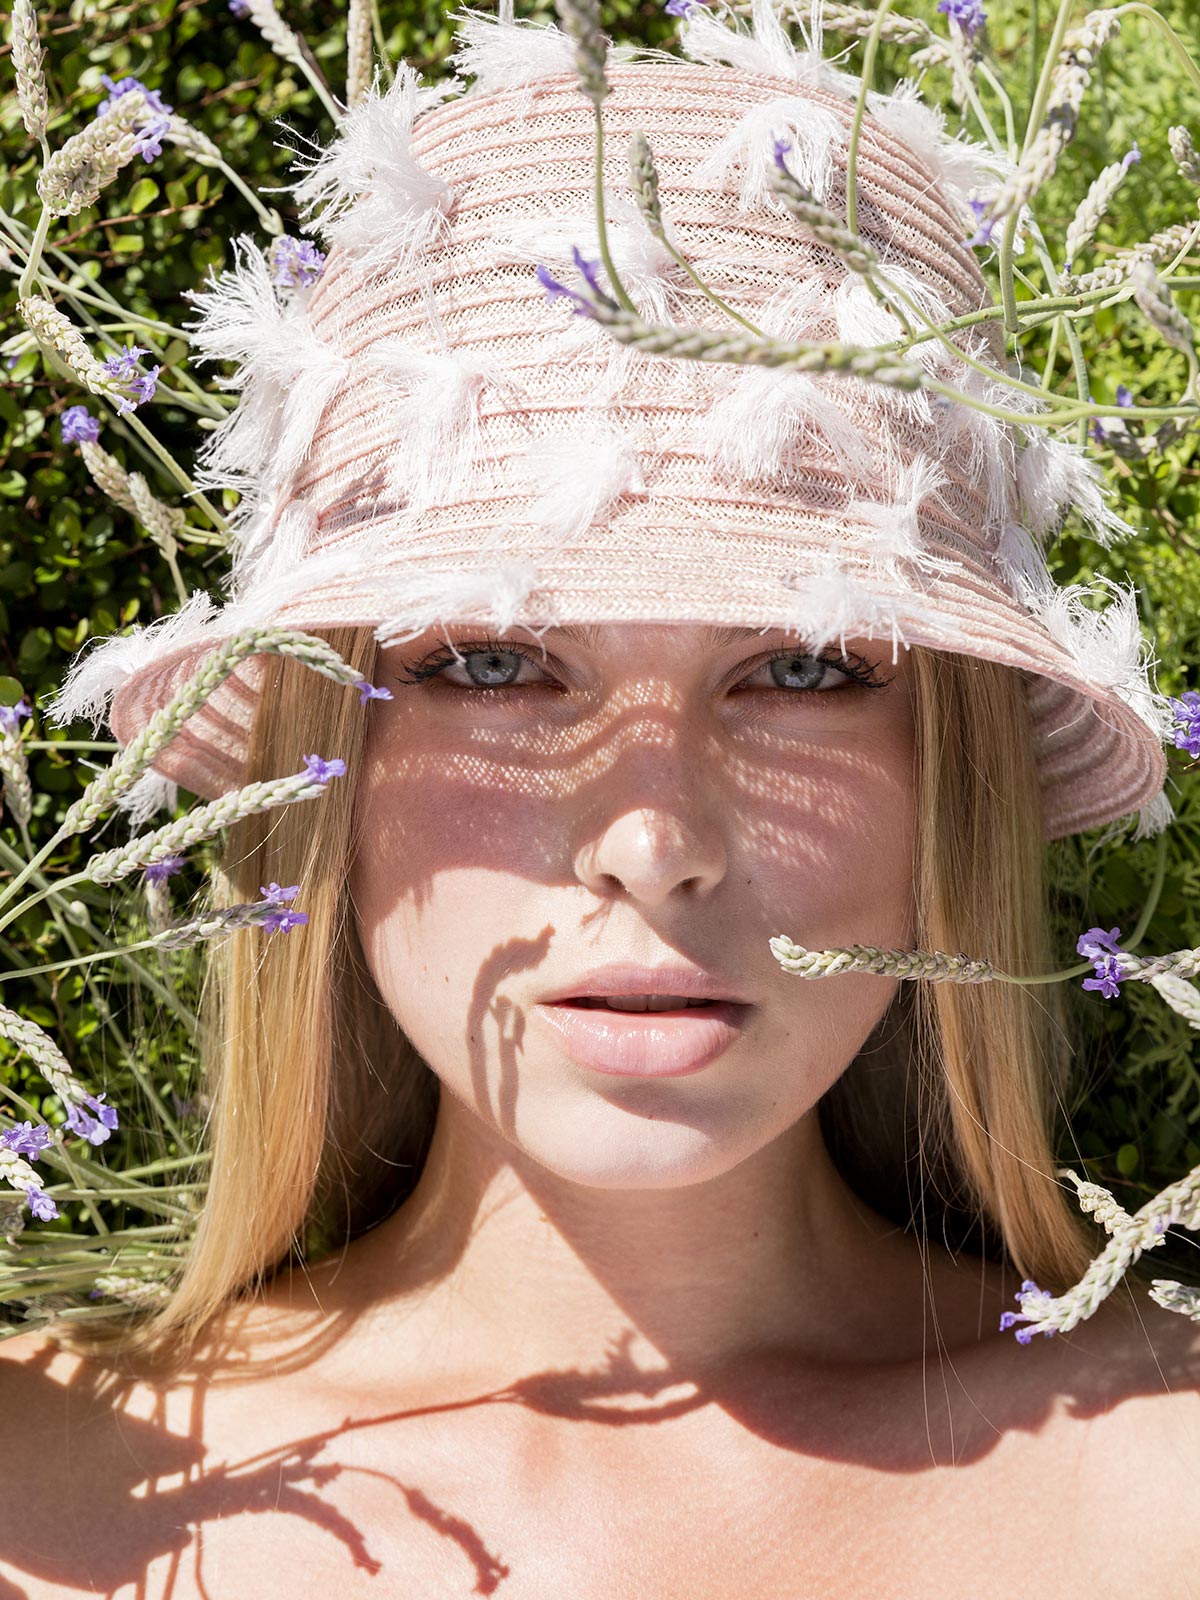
<box><xmin>396</xmin><ymin>640</ymin><xmax>543</xmax><ymax>689</ymax></box>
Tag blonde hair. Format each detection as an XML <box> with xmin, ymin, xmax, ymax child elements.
<box><xmin>58</xmin><ymin>625</ymin><xmax>1115</xmax><ymax>1375</ymax></box>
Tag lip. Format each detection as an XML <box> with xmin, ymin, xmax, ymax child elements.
<box><xmin>537</xmin><ymin>962</ymin><xmax>751</xmax><ymax>1006</ymax></box>
<box><xmin>534</xmin><ymin>999</ymin><xmax>751</xmax><ymax>1077</ymax></box>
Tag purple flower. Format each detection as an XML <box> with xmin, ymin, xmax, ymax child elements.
<box><xmin>261</xmin><ymin>906</ymin><xmax>309</xmax><ymax>933</ymax></box>
<box><xmin>64</xmin><ymin>1090</ymin><xmax>119</xmax><ymax>1146</ymax></box>
<box><xmin>1</xmin><ymin>1121</ymin><xmax>52</xmax><ymax>1159</ymax></box>
<box><xmin>229</xmin><ymin>0</ymin><xmax>252</xmax><ymax>15</ymax></box>
<box><xmin>103</xmin><ymin>343</ymin><xmax>147</xmax><ymax>380</ymax></box>
<box><xmin>1077</xmin><ymin>925</ymin><xmax>1124</xmax><ymax>961</ymax></box>
<box><xmin>937</xmin><ymin>0</ymin><xmax>986</xmax><ymax>38</ymax></box>
<box><xmin>259</xmin><ymin>882</ymin><xmax>300</xmax><ymax>904</ymax></box>
<box><xmin>97</xmin><ymin>74</ymin><xmax>172</xmax><ymax>122</ymax></box>
<box><xmin>300</xmin><ymin>754</ymin><xmax>346</xmax><ymax>785</ymax></box>
<box><xmin>999</xmin><ymin>1279</ymin><xmax>1055</xmax><ymax>1344</ymax></box>
<box><xmin>772</xmin><ymin>136</ymin><xmax>793</xmax><ymax>174</ymax></box>
<box><xmin>144</xmin><ymin>853</ymin><xmax>186</xmax><ymax>884</ymax></box>
<box><xmin>535</xmin><ymin>261</ymin><xmax>601</xmax><ymax>320</ymax></box>
<box><xmin>133</xmin><ymin>113</ymin><xmax>172</xmax><ymax>162</ymax></box>
<box><xmin>269</xmin><ymin>235</ymin><xmax>327</xmax><ymax>289</ymax></box>
<box><xmin>665</xmin><ymin>0</ymin><xmax>704</xmax><ymax>16</ymax></box>
<box><xmin>357</xmin><ymin>680</ymin><xmax>393</xmax><ymax>707</ymax></box>
<box><xmin>1116</xmin><ymin>384</ymin><xmax>1134</xmax><ymax>407</ymax></box>
<box><xmin>1082</xmin><ymin>955</ymin><xmax>1125</xmax><ymax>999</ymax></box>
<box><xmin>1121</xmin><ymin>141</ymin><xmax>1141</xmax><ymax>173</ymax></box>
<box><xmin>27</xmin><ymin>1187</ymin><xmax>59</xmax><ymax>1223</ymax></box>
<box><xmin>61</xmin><ymin>405</ymin><xmax>101</xmax><ymax>445</ymax></box>
<box><xmin>965</xmin><ymin>195</ymin><xmax>996</xmax><ymax>248</ymax></box>
<box><xmin>1090</xmin><ymin>418</ymin><xmax>1108</xmax><ymax>444</ymax></box>
<box><xmin>1169</xmin><ymin>689</ymin><xmax>1200</xmax><ymax>757</ymax></box>
<box><xmin>0</xmin><ymin>697</ymin><xmax>31</xmax><ymax>735</ymax></box>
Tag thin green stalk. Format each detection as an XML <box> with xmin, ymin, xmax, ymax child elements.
<box><xmin>976</xmin><ymin>60</ymin><xmax>1018</xmax><ymax>160</ymax></box>
<box><xmin>592</xmin><ymin>106</ymin><xmax>639</xmax><ymax>316</ymax></box>
<box><xmin>846</xmin><ymin>0</ymin><xmax>899</xmax><ymax>239</ymax></box>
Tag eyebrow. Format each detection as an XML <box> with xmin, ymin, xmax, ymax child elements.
<box><xmin>553</xmin><ymin>624</ymin><xmax>769</xmax><ymax>652</ymax></box>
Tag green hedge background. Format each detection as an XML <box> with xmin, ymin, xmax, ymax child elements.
<box><xmin>1</xmin><ymin>0</ymin><xmax>1198</xmax><ymax>1287</ymax></box>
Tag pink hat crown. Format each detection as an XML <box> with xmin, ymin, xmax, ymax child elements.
<box><xmin>44</xmin><ymin>0</ymin><xmax>1174</xmax><ymax>839</ymax></box>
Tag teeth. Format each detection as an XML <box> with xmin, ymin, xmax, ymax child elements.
<box><xmin>599</xmin><ymin>995</ymin><xmax>711</xmax><ymax>1012</ymax></box>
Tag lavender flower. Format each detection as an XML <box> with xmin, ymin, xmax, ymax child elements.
<box><xmin>665</xmin><ymin>0</ymin><xmax>704</xmax><ymax>14</ymax></box>
<box><xmin>132</xmin><ymin>115</ymin><xmax>172</xmax><ymax>162</ymax></box>
<box><xmin>965</xmin><ymin>196</ymin><xmax>996</xmax><ymax>248</ymax></box>
<box><xmin>1121</xmin><ymin>141</ymin><xmax>1141</xmax><ymax>173</ymax></box>
<box><xmin>1116</xmin><ymin>384</ymin><xmax>1134</xmax><ymax>406</ymax></box>
<box><xmin>269</xmin><ymin>235</ymin><xmax>326</xmax><ymax>289</ymax></box>
<box><xmin>301</xmin><ymin>753</ymin><xmax>346</xmax><ymax>785</ymax></box>
<box><xmin>97</xmin><ymin>74</ymin><xmax>171</xmax><ymax>122</ymax></box>
<box><xmin>937</xmin><ymin>0</ymin><xmax>986</xmax><ymax>39</ymax></box>
<box><xmin>999</xmin><ymin>1279</ymin><xmax>1056</xmax><ymax>1344</ymax></box>
<box><xmin>27</xmin><ymin>1187</ymin><xmax>58</xmax><ymax>1223</ymax></box>
<box><xmin>0</xmin><ymin>697</ymin><xmax>31</xmax><ymax>735</ymax></box>
<box><xmin>1083</xmin><ymin>955</ymin><xmax>1125</xmax><ymax>999</ymax></box>
<box><xmin>535</xmin><ymin>247</ymin><xmax>611</xmax><ymax>318</ymax></box>
<box><xmin>144</xmin><ymin>853</ymin><xmax>187</xmax><ymax>885</ymax></box>
<box><xmin>259</xmin><ymin>881</ymin><xmax>300</xmax><ymax>903</ymax></box>
<box><xmin>127</xmin><ymin>365</ymin><xmax>160</xmax><ymax>407</ymax></box>
<box><xmin>0</xmin><ymin>1121</ymin><xmax>52</xmax><ymax>1159</ymax></box>
<box><xmin>357</xmin><ymin>680</ymin><xmax>393</xmax><ymax>707</ymax></box>
<box><xmin>1076</xmin><ymin>925</ymin><xmax>1130</xmax><ymax>998</ymax></box>
<box><xmin>61</xmin><ymin>405</ymin><xmax>101</xmax><ymax>445</ymax></box>
<box><xmin>1077</xmin><ymin>925</ymin><xmax>1125</xmax><ymax>961</ymax></box>
<box><xmin>229</xmin><ymin>0</ymin><xmax>252</xmax><ymax>14</ymax></box>
<box><xmin>261</xmin><ymin>905</ymin><xmax>309</xmax><ymax>933</ymax></box>
<box><xmin>103</xmin><ymin>343</ymin><xmax>146</xmax><ymax>379</ymax></box>
<box><xmin>1169</xmin><ymin>689</ymin><xmax>1200</xmax><ymax>757</ymax></box>
<box><xmin>64</xmin><ymin>1090</ymin><xmax>120</xmax><ymax>1146</ymax></box>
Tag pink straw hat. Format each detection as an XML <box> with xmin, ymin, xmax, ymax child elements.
<box><xmin>46</xmin><ymin>1</ymin><xmax>1175</xmax><ymax>841</ymax></box>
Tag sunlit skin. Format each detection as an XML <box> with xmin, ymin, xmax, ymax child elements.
<box><xmin>336</xmin><ymin>619</ymin><xmax>1015</xmax><ymax>1398</ymax></box>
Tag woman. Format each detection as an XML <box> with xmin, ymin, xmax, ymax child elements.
<box><xmin>3</xmin><ymin>2</ymin><xmax>1197</xmax><ymax>1591</ymax></box>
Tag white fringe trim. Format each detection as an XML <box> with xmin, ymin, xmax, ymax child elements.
<box><xmin>448</xmin><ymin>4</ymin><xmax>641</xmax><ymax>107</ymax></box>
<box><xmin>112</xmin><ymin>769</ymin><xmax>180</xmax><ymax>829</ymax></box>
<box><xmin>373</xmin><ymin>562</ymin><xmax>546</xmax><ymax>647</ymax></box>
<box><xmin>1015</xmin><ymin>426</ymin><xmax>1136</xmax><ymax>547</ymax></box>
<box><xmin>692</xmin><ymin>93</ymin><xmax>848</xmax><ymax>208</ymax></box>
<box><xmin>1132</xmin><ymin>786</ymin><xmax>1176</xmax><ymax>841</ymax></box>
<box><xmin>865</xmin><ymin>79</ymin><xmax>1014</xmax><ymax>227</ymax></box>
<box><xmin>677</xmin><ymin>0</ymin><xmax>857</xmax><ymax>100</ymax></box>
<box><xmin>516</xmin><ymin>429</ymin><xmax>647</xmax><ymax>545</ymax></box>
<box><xmin>288</xmin><ymin>61</ymin><xmax>462</xmax><ymax>272</ymax></box>
<box><xmin>41</xmin><ymin>590</ymin><xmax>221</xmax><ymax>734</ymax></box>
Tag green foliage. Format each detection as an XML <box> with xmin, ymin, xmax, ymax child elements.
<box><xmin>0</xmin><ymin>0</ymin><xmax>1198</xmax><ymax>1302</ymax></box>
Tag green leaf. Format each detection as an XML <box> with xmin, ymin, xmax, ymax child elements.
<box><xmin>1116</xmin><ymin>1144</ymin><xmax>1140</xmax><ymax>1178</ymax></box>
<box><xmin>129</xmin><ymin>178</ymin><xmax>159</xmax><ymax>214</ymax></box>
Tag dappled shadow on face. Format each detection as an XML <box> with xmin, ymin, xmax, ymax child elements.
<box><xmin>2</xmin><ymin>1286</ymin><xmax>1195</xmax><ymax>1595</ymax></box>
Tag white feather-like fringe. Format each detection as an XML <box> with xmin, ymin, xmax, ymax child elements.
<box><xmin>112</xmin><ymin>769</ymin><xmax>180</xmax><ymax>830</ymax></box>
<box><xmin>831</xmin><ymin>268</ymin><xmax>953</xmax><ymax>373</ymax></box>
<box><xmin>448</xmin><ymin>5</ymin><xmax>641</xmax><ymax>108</ymax></box>
<box><xmin>288</xmin><ymin>61</ymin><xmax>462</xmax><ymax>272</ymax></box>
<box><xmin>994</xmin><ymin>519</ymin><xmax>1056</xmax><ymax>603</ymax></box>
<box><xmin>1132</xmin><ymin>786</ymin><xmax>1175</xmax><ymax>841</ymax></box>
<box><xmin>931</xmin><ymin>366</ymin><xmax>1019</xmax><ymax>542</ymax></box>
<box><xmin>41</xmin><ymin>590</ymin><xmax>222</xmax><ymax>734</ymax></box>
<box><xmin>698</xmin><ymin>365</ymin><xmax>876</xmax><ymax>488</ymax></box>
<box><xmin>372</xmin><ymin>562</ymin><xmax>545</xmax><ymax>647</ymax></box>
<box><xmin>775</xmin><ymin>559</ymin><xmax>940</xmax><ymax>662</ymax></box>
<box><xmin>516</xmin><ymin>430</ymin><xmax>647</xmax><ymax>546</ymax></box>
<box><xmin>846</xmin><ymin>453</ymin><xmax>960</xmax><ymax>578</ymax></box>
<box><xmin>1023</xmin><ymin>575</ymin><xmax>1171</xmax><ymax>739</ymax></box>
<box><xmin>184</xmin><ymin>238</ymin><xmax>349</xmax><ymax>496</ymax></box>
<box><xmin>865</xmin><ymin>80</ymin><xmax>1014</xmax><ymax>226</ymax></box>
<box><xmin>677</xmin><ymin>0</ymin><xmax>857</xmax><ymax>100</ymax></box>
<box><xmin>692</xmin><ymin>93</ymin><xmax>848</xmax><ymax>208</ymax></box>
<box><xmin>227</xmin><ymin>498</ymin><xmax>319</xmax><ymax>603</ymax></box>
<box><xmin>366</xmin><ymin>343</ymin><xmax>517</xmax><ymax>517</ymax></box>
<box><xmin>1015</xmin><ymin>427</ymin><xmax>1135</xmax><ymax>547</ymax></box>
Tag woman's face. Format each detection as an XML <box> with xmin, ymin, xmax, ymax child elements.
<box><xmin>348</xmin><ymin>622</ymin><xmax>918</xmax><ymax>1189</ymax></box>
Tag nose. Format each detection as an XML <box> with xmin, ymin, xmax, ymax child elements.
<box><xmin>573</xmin><ymin>806</ymin><xmax>728</xmax><ymax>907</ymax></box>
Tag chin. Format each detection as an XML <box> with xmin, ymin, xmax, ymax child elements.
<box><xmin>507</xmin><ymin>1086</ymin><xmax>789</xmax><ymax>1191</ymax></box>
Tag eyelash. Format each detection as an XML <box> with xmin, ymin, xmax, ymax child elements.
<box><xmin>393</xmin><ymin>636</ymin><xmax>896</xmax><ymax>693</ymax></box>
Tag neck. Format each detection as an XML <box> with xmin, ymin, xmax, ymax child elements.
<box><xmin>341</xmin><ymin>1091</ymin><xmax>960</xmax><ymax>1384</ymax></box>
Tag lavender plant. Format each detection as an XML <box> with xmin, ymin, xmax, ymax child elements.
<box><xmin>1</xmin><ymin>0</ymin><xmax>1199</xmax><ymax>1343</ymax></box>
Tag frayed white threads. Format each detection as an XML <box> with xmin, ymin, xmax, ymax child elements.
<box><xmin>518</xmin><ymin>431</ymin><xmax>647</xmax><ymax>546</ymax></box>
<box><xmin>1024</xmin><ymin>576</ymin><xmax>1170</xmax><ymax>739</ymax></box>
<box><xmin>777</xmin><ymin>560</ymin><xmax>932</xmax><ymax>663</ymax></box>
<box><xmin>677</xmin><ymin>0</ymin><xmax>855</xmax><ymax>100</ymax></box>
<box><xmin>994</xmin><ymin>520</ymin><xmax>1056</xmax><ymax>604</ymax></box>
<box><xmin>847</xmin><ymin>454</ymin><xmax>958</xmax><ymax>578</ymax></box>
<box><xmin>183</xmin><ymin>237</ymin><xmax>349</xmax><ymax>495</ymax></box>
<box><xmin>112</xmin><ymin>769</ymin><xmax>180</xmax><ymax>831</ymax></box>
<box><xmin>694</xmin><ymin>95</ymin><xmax>848</xmax><ymax>208</ymax></box>
<box><xmin>448</xmin><ymin>5</ymin><xmax>641</xmax><ymax>109</ymax></box>
<box><xmin>698</xmin><ymin>366</ymin><xmax>875</xmax><ymax>487</ymax></box>
<box><xmin>865</xmin><ymin>80</ymin><xmax>1014</xmax><ymax>226</ymax></box>
<box><xmin>289</xmin><ymin>61</ymin><xmax>462</xmax><ymax>273</ymax></box>
<box><xmin>227</xmin><ymin>498</ymin><xmax>319</xmax><ymax>603</ymax></box>
<box><xmin>367</xmin><ymin>344</ymin><xmax>516</xmax><ymax>517</ymax></box>
<box><xmin>42</xmin><ymin>591</ymin><xmax>221</xmax><ymax>735</ymax></box>
<box><xmin>1015</xmin><ymin>428</ymin><xmax>1135</xmax><ymax>548</ymax></box>
<box><xmin>373</xmin><ymin>562</ymin><xmax>544</xmax><ymax>647</ymax></box>
<box><xmin>1133</xmin><ymin>787</ymin><xmax>1176</xmax><ymax>842</ymax></box>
